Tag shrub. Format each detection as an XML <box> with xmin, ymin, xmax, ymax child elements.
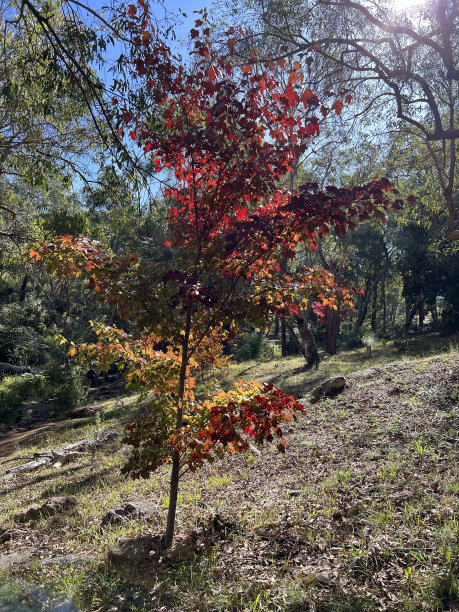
<box><xmin>44</xmin><ymin>365</ymin><xmax>87</xmax><ymax>412</ymax></box>
<box><xmin>231</xmin><ymin>332</ymin><xmax>275</xmax><ymax>362</ymax></box>
<box><xmin>338</xmin><ymin>326</ymin><xmax>365</xmax><ymax>350</ymax></box>
<box><xmin>231</xmin><ymin>332</ymin><xmax>263</xmax><ymax>362</ymax></box>
<box><xmin>0</xmin><ymin>374</ymin><xmax>48</xmax><ymax>427</ymax></box>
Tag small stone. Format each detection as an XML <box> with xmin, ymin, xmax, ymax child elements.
<box><xmin>314</xmin><ymin>572</ymin><xmax>332</xmax><ymax>587</ymax></box>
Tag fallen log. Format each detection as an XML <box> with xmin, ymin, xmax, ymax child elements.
<box><xmin>0</xmin><ymin>362</ymin><xmax>38</xmax><ymax>375</ymax></box>
<box><xmin>3</xmin><ymin>428</ymin><xmax>119</xmax><ymax>475</ymax></box>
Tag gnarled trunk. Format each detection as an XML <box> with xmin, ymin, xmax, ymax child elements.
<box><xmin>285</xmin><ymin>310</ymin><xmax>320</xmax><ymax>367</ymax></box>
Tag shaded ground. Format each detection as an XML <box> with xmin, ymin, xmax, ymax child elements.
<box><xmin>0</xmin><ymin>337</ymin><xmax>458</xmax><ymax>611</ymax></box>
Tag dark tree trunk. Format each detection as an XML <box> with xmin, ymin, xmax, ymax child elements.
<box><xmin>404</xmin><ymin>298</ymin><xmax>417</xmax><ymax>333</ymax></box>
<box><xmin>284</xmin><ymin>322</ymin><xmax>306</xmax><ymax>358</ymax></box>
<box><xmin>419</xmin><ymin>298</ymin><xmax>425</xmax><ymax>331</ymax></box>
<box><xmin>164</xmin><ymin>307</ymin><xmax>191</xmax><ymax>549</ymax></box>
<box><xmin>325</xmin><ymin>306</ymin><xmax>338</xmax><ymax>355</ymax></box>
<box><xmin>19</xmin><ymin>275</ymin><xmax>28</xmax><ymax>303</ymax></box>
<box><xmin>280</xmin><ymin>319</ymin><xmax>287</xmax><ymax>357</ymax></box>
<box><xmin>274</xmin><ymin>314</ymin><xmax>279</xmax><ymax>337</ymax></box>
<box><xmin>371</xmin><ymin>285</ymin><xmax>378</xmax><ymax>331</ymax></box>
<box><xmin>431</xmin><ymin>301</ymin><xmax>438</xmax><ymax>328</ymax></box>
<box><xmin>381</xmin><ymin>278</ymin><xmax>387</xmax><ymax>333</ymax></box>
<box><xmin>357</xmin><ymin>260</ymin><xmax>390</xmax><ymax>327</ymax></box>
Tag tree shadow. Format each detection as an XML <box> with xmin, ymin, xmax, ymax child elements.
<box><xmin>0</xmin><ymin>464</ymin><xmax>88</xmax><ymax>499</ymax></box>
<box><xmin>39</xmin><ymin>466</ymin><xmax>114</xmax><ymax>500</ymax></box>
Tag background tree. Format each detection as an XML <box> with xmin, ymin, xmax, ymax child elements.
<box><xmin>216</xmin><ymin>0</ymin><xmax>459</xmax><ymax>241</ymax></box>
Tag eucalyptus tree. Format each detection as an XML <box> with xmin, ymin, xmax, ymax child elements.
<box><xmin>217</xmin><ymin>0</ymin><xmax>459</xmax><ymax>241</ymax></box>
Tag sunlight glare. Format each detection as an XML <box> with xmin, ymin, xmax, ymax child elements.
<box><xmin>393</xmin><ymin>0</ymin><xmax>424</xmax><ymax>10</ymax></box>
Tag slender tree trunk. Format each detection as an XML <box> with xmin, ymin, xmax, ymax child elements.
<box><xmin>404</xmin><ymin>298</ymin><xmax>417</xmax><ymax>333</ymax></box>
<box><xmin>381</xmin><ymin>279</ymin><xmax>387</xmax><ymax>334</ymax></box>
<box><xmin>371</xmin><ymin>285</ymin><xmax>378</xmax><ymax>331</ymax></box>
<box><xmin>19</xmin><ymin>275</ymin><xmax>28</xmax><ymax>303</ymax></box>
<box><xmin>164</xmin><ymin>308</ymin><xmax>191</xmax><ymax>549</ymax></box>
<box><xmin>419</xmin><ymin>297</ymin><xmax>425</xmax><ymax>331</ymax></box>
<box><xmin>280</xmin><ymin>257</ymin><xmax>288</xmax><ymax>357</ymax></box>
<box><xmin>324</xmin><ymin>306</ymin><xmax>338</xmax><ymax>355</ymax></box>
<box><xmin>274</xmin><ymin>314</ymin><xmax>279</xmax><ymax>337</ymax></box>
<box><xmin>431</xmin><ymin>301</ymin><xmax>438</xmax><ymax>328</ymax></box>
<box><xmin>284</xmin><ymin>321</ymin><xmax>306</xmax><ymax>358</ymax></box>
<box><xmin>280</xmin><ymin>318</ymin><xmax>287</xmax><ymax>357</ymax></box>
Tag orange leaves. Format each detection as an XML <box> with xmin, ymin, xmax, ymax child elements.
<box><xmin>30</xmin><ymin>236</ymin><xmax>107</xmax><ymax>279</ymax></box>
<box><xmin>288</xmin><ymin>71</ymin><xmax>298</xmax><ymax>85</ymax></box>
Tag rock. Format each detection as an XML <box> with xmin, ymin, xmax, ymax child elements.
<box><xmin>96</xmin><ymin>428</ymin><xmax>118</xmax><ymax>445</ymax></box>
<box><xmin>101</xmin><ymin>498</ymin><xmax>157</xmax><ymax>526</ymax></box>
<box><xmin>108</xmin><ymin>534</ymin><xmax>160</xmax><ymax>565</ymax></box>
<box><xmin>0</xmin><ymin>553</ymin><xmax>36</xmax><ymax>569</ymax></box>
<box><xmin>70</xmin><ymin>405</ymin><xmax>102</xmax><ymax>418</ymax></box>
<box><xmin>314</xmin><ymin>572</ymin><xmax>332</xmax><ymax>587</ymax></box>
<box><xmin>310</xmin><ymin>376</ymin><xmax>346</xmax><ymax>403</ymax></box>
<box><xmin>350</xmin><ymin>367</ymin><xmax>381</xmax><ymax>380</ymax></box>
<box><xmin>14</xmin><ymin>496</ymin><xmax>75</xmax><ymax>523</ymax></box>
<box><xmin>0</xmin><ymin>528</ymin><xmax>27</xmax><ymax>544</ymax></box>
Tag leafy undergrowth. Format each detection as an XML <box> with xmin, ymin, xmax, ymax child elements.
<box><xmin>0</xmin><ymin>336</ymin><xmax>458</xmax><ymax>611</ymax></box>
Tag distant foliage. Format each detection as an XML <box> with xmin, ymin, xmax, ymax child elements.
<box><xmin>0</xmin><ymin>374</ymin><xmax>47</xmax><ymax>426</ymax></box>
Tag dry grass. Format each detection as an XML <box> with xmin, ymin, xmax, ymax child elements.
<box><xmin>0</xmin><ymin>334</ymin><xmax>458</xmax><ymax>611</ymax></box>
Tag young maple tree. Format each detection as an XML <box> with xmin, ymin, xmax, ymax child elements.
<box><xmin>31</xmin><ymin>4</ymin><xmax>401</xmax><ymax>548</ymax></box>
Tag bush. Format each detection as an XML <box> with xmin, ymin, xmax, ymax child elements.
<box><xmin>0</xmin><ymin>297</ymin><xmax>48</xmax><ymax>365</ymax></box>
<box><xmin>0</xmin><ymin>374</ymin><xmax>47</xmax><ymax>427</ymax></box>
<box><xmin>338</xmin><ymin>327</ymin><xmax>364</xmax><ymax>350</ymax></box>
<box><xmin>231</xmin><ymin>332</ymin><xmax>274</xmax><ymax>362</ymax></box>
<box><xmin>45</xmin><ymin>365</ymin><xmax>87</xmax><ymax>412</ymax></box>
<box><xmin>0</xmin><ymin>366</ymin><xmax>88</xmax><ymax>427</ymax></box>
<box><xmin>231</xmin><ymin>332</ymin><xmax>262</xmax><ymax>362</ymax></box>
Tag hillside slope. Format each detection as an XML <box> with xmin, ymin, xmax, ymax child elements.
<box><xmin>0</xmin><ymin>343</ymin><xmax>458</xmax><ymax>611</ymax></box>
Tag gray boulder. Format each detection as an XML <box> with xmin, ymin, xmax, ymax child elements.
<box><xmin>101</xmin><ymin>498</ymin><xmax>157</xmax><ymax>527</ymax></box>
<box><xmin>310</xmin><ymin>376</ymin><xmax>346</xmax><ymax>403</ymax></box>
<box><xmin>108</xmin><ymin>534</ymin><xmax>161</xmax><ymax>565</ymax></box>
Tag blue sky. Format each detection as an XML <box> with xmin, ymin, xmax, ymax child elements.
<box><xmin>84</xmin><ymin>0</ymin><xmax>210</xmax><ymax>85</ymax></box>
